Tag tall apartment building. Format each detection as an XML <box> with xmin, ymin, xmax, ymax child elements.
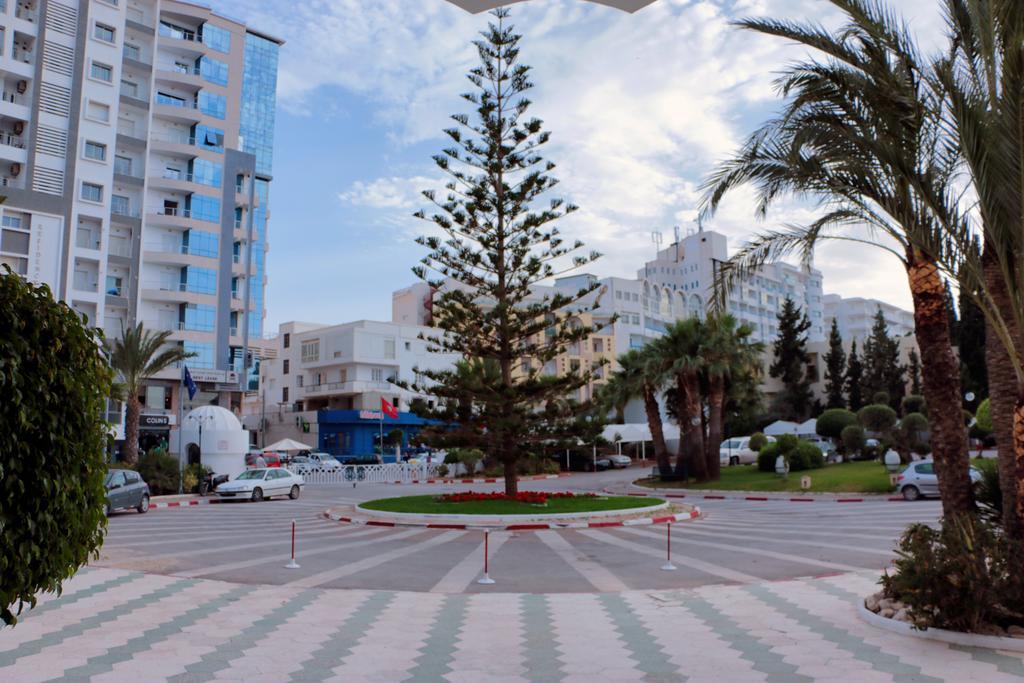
<box><xmin>0</xmin><ymin>0</ymin><xmax>280</xmax><ymax>443</ymax></box>
<box><xmin>823</xmin><ymin>293</ymin><xmax>915</xmax><ymax>343</ymax></box>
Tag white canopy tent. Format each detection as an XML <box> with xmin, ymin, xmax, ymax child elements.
<box><xmin>600</xmin><ymin>422</ymin><xmax>680</xmax><ymax>460</ymax></box>
<box><xmin>263</xmin><ymin>438</ymin><xmax>314</xmax><ymax>452</ymax></box>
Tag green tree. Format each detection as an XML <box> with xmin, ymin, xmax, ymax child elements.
<box><xmin>604</xmin><ymin>349</ymin><xmax>673</xmax><ymax>477</ymax></box>
<box><xmin>108</xmin><ymin>323</ymin><xmax>193</xmax><ymax>466</ymax></box>
<box><xmin>957</xmin><ymin>240</ymin><xmax>988</xmax><ymax>400</ymax></box>
<box><xmin>768</xmin><ymin>298</ymin><xmax>813</xmax><ymax>420</ymax></box>
<box><xmin>861</xmin><ymin>309</ymin><xmax>905</xmax><ymax>409</ymax></box>
<box><xmin>1</xmin><ymin>271</ymin><xmax>113</xmax><ymax>625</ymax></box>
<box><xmin>858</xmin><ymin>404</ymin><xmax>899</xmax><ymax>442</ymax></box>
<box><xmin>816</xmin><ymin>408</ymin><xmax>857</xmax><ymax>441</ymax></box>
<box><xmin>700</xmin><ymin>0</ymin><xmax>976</xmax><ymax>516</ymax></box>
<box><xmin>845</xmin><ymin>340</ymin><xmax>865</xmax><ymax>411</ymax></box>
<box><xmin>907</xmin><ymin>349</ymin><xmax>923</xmax><ymax>396</ymax></box>
<box><xmin>655</xmin><ymin>319</ymin><xmax>707</xmax><ymax>480</ymax></box>
<box><xmin>412</xmin><ymin>9</ymin><xmax>601</xmax><ymax>495</ymax></box>
<box><xmin>823</xmin><ymin>318</ymin><xmax>847</xmax><ymax>409</ymax></box>
<box><xmin>944</xmin><ymin>279</ymin><xmax>960</xmax><ymax>341</ymax></box>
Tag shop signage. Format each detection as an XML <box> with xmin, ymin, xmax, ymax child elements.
<box><xmin>359</xmin><ymin>410</ymin><xmax>384</xmax><ymax>420</ymax></box>
<box><xmin>187</xmin><ymin>369</ymin><xmax>239</xmax><ymax>384</ymax></box>
<box><xmin>140</xmin><ymin>414</ymin><xmax>170</xmax><ymax>428</ymax></box>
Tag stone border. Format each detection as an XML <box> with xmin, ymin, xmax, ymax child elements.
<box><xmin>857</xmin><ymin>601</ymin><xmax>1024</xmax><ymax>652</ymax></box>
<box><xmin>620</xmin><ymin>484</ymin><xmax>907</xmax><ymax>503</ymax></box>
<box><xmin>354</xmin><ymin>498</ymin><xmax>669</xmax><ymax>523</ymax></box>
<box><xmin>323</xmin><ymin>503</ymin><xmax>700</xmax><ymax>530</ymax></box>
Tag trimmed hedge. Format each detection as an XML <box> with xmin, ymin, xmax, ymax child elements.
<box><xmin>757</xmin><ymin>438</ymin><xmax>824</xmax><ymax>472</ymax></box>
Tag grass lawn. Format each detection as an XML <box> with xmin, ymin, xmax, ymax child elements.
<box><xmin>360</xmin><ymin>494</ymin><xmax>664</xmax><ymax>515</ymax></box>
<box><xmin>634</xmin><ymin>460</ymin><xmax>896</xmax><ymax>494</ymax></box>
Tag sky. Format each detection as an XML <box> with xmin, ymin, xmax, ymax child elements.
<box><xmin>213</xmin><ymin>0</ymin><xmax>946</xmax><ymax>332</ymax></box>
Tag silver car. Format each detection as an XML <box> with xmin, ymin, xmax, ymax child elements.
<box><xmin>104</xmin><ymin>469</ymin><xmax>150</xmax><ymax>515</ymax></box>
<box><xmin>896</xmin><ymin>460</ymin><xmax>983</xmax><ymax>500</ymax></box>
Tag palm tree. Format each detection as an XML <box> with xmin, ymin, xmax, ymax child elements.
<box><xmin>655</xmin><ymin>319</ymin><xmax>707</xmax><ymax>481</ymax></box>
<box><xmin>108</xmin><ymin>324</ymin><xmax>194</xmax><ymax>466</ymax></box>
<box><xmin>607</xmin><ymin>349</ymin><xmax>673</xmax><ymax>477</ymax></box>
<box><xmin>701</xmin><ymin>315</ymin><xmax>763</xmax><ymax>481</ymax></box>
<box><xmin>699</xmin><ymin>0</ymin><xmax>976</xmax><ymax>516</ymax></box>
<box><xmin>933</xmin><ymin>0</ymin><xmax>1024</xmax><ymax>535</ymax></box>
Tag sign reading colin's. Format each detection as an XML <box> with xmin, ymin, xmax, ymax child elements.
<box><xmin>447</xmin><ymin>0</ymin><xmax>658</xmax><ymax>13</ymax></box>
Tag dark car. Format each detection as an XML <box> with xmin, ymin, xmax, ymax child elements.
<box><xmin>104</xmin><ymin>469</ymin><xmax>150</xmax><ymax>515</ymax></box>
<box><xmin>566</xmin><ymin>453</ymin><xmax>610</xmax><ymax>472</ymax></box>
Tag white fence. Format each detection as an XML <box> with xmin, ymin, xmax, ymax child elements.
<box><xmin>288</xmin><ymin>462</ymin><xmax>443</xmax><ymax>485</ymax></box>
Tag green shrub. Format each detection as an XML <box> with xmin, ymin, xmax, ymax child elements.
<box><xmin>182</xmin><ymin>463</ymin><xmax>211</xmax><ymax>494</ymax></box>
<box><xmin>1</xmin><ymin>269</ymin><xmax>113</xmax><ymax>625</ymax></box>
<box><xmin>857</xmin><ymin>404</ymin><xmax>898</xmax><ymax>434</ymax></box>
<box><xmin>136</xmin><ymin>448</ymin><xmax>180</xmax><ymax>495</ymax></box>
<box><xmin>748</xmin><ymin>432</ymin><xmax>768</xmax><ymax>452</ymax></box>
<box><xmin>975</xmin><ymin>398</ymin><xmax>992</xmax><ymax>434</ymax></box>
<box><xmin>446</xmin><ymin>448</ymin><xmax>485</xmax><ymax>476</ymax></box>
<box><xmin>776</xmin><ymin>433</ymin><xmax>798</xmax><ymax>453</ymax></box>
<box><xmin>816</xmin><ymin>409</ymin><xmax>857</xmax><ymax>440</ymax></box>
<box><xmin>757</xmin><ymin>442</ymin><xmax>781</xmax><ymax>472</ymax></box>
<box><xmin>841</xmin><ymin>424</ymin><xmax>866</xmax><ymax>457</ymax></box>
<box><xmin>974</xmin><ymin>459</ymin><xmax>1003</xmax><ymax>527</ymax></box>
<box><xmin>436</xmin><ymin>464</ymin><xmax>449</xmax><ymax>478</ymax></box>
<box><xmin>901</xmin><ymin>394</ymin><xmax>927</xmax><ymax>416</ymax></box>
<box><xmin>882</xmin><ymin>515</ymin><xmax>1024</xmax><ymax>631</ymax></box>
<box><xmin>871</xmin><ymin>391</ymin><xmax>890</xmax><ymax>406</ymax></box>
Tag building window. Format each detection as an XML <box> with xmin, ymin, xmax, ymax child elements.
<box><xmin>110</xmin><ymin>195</ymin><xmax>130</xmax><ymax>216</ymax></box>
<box><xmin>197</xmin><ymin>91</ymin><xmax>226</xmax><ymax>119</ymax></box>
<box><xmin>188</xmin><ymin>195</ymin><xmax>221</xmax><ymax>222</ymax></box>
<box><xmin>404</xmin><ymin>341</ymin><xmax>411</xmax><ymax>351</ymax></box>
<box><xmin>282</xmin><ymin>359</ymin><xmax>289</xmax><ymax>374</ymax></box>
<box><xmin>193</xmin><ymin>124</ymin><xmax>225</xmax><ymax>152</ymax></box>
<box><xmin>383</xmin><ymin>339</ymin><xmax>395</xmax><ymax>359</ymax></box>
<box><xmin>181</xmin><ymin>303</ymin><xmax>216</xmax><ymax>332</ymax></box>
<box><xmin>183</xmin><ymin>341</ymin><xmax>215</xmax><ymax>369</ymax></box>
<box><xmin>182</xmin><ymin>230</ymin><xmax>218</xmax><ymax>258</ymax></box>
<box><xmin>93</xmin><ymin>23</ymin><xmax>116</xmax><ymax>43</ymax></box>
<box><xmin>198</xmin><ymin>56</ymin><xmax>229</xmax><ymax>86</ymax></box>
<box><xmin>283</xmin><ymin>333</ymin><xmax>290</xmax><ymax>348</ymax></box>
<box><xmin>85</xmin><ymin>100</ymin><xmax>110</xmax><ymax>122</ymax></box>
<box><xmin>282</xmin><ymin>387</ymin><xmax>289</xmax><ymax>402</ymax></box>
<box><xmin>593</xmin><ymin>338</ymin><xmax>604</xmax><ymax>353</ymax></box>
<box><xmin>200</xmin><ymin>23</ymin><xmax>232</xmax><ymax>53</ymax></box>
<box><xmin>80</xmin><ymin>182</ymin><xmax>103</xmax><ymax>203</ymax></box>
<box><xmin>371</xmin><ymin>368</ymin><xmax>383</xmax><ymax>382</ymax></box>
<box><xmin>123</xmin><ymin>43</ymin><xmax>141</xmax><ymax>61</ymax></box>
<box><xmin>190</xmin><ymin>158</ymin><xmax>222</xmax><ymax>188</ymax></box>
<box><xmin>83</xmin><ymin>141</ymin><xmax>106</xmax><ymax>161</ymax></box>
<box><xmin>90</xmin><ymin>62</ymin><xmax>113</xmax><ymax>82</ymax></box>
<box><xmin>301</xmin><ymin>340</ymin><xmax>319</xmax><ymax>363</ymax></box>
<box><xmin>105</xmin><ymin>275</ymin><xmax>122</xmax><ymax>296</ymax></box>
<box><xmin>296</xmin><ymin>375</ymin><xmax>303</xmax><ymax>387</ymax></box>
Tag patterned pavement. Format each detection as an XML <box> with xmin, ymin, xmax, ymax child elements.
<box><xmin>3</xmin><ymin>566</ymin><xmax>1023</xmax><ymax>682</ymax></box>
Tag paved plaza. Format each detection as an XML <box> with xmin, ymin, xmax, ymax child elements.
<box><xmin>3</xmin><ymin>471</ymin><xmax>1021</xmax><ymax>681</ymax></box>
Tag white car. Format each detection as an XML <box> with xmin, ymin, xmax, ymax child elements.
<box><xmin>306</xmin><ymin>452</ymin><xmax>342</xmax><ymax>471</ymax></box>
<box><xmin>719</xmin><ymin>436</ymin><xmax>774</xmax><ymax>466</ymax></box>
<box><xmin>216</xmin><ymin>468</ymin><xmax>305</xmax><ymax>502</ymax></box>
<box><xmin>608</xmin><ymin>454</ymin><xmax>632</xmax><ymax>468</ymax></box>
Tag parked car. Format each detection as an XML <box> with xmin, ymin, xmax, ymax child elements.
<box><xmin>608</xmin><ymin>454</ymin><xmax>632</xmax><ymax>468</ymax></box>
<box><xmin>289</xmin><ymin>455</ymin><xmax>314</xmax><ymax>475</ymax></box>
<box><xmin>718</xmin><ymin>436</ymin><xmax>774</xmax><ymax>466</ymax></box>
<box><xmin>306</xmin><ymin>452</ymin><xmax>342</xmax><ymax>470</ymax></box>
<box><xmin>104</xmin><ymin>469</ymin><xmax>150</xmax><ymax>516</ymax></box>
<box><xmin>566</xmin><ymin>453</ymin><xmax>610</xmax><ymax>472</ymax></box>
<box><xmin>896</xmin><ymin>460</ymin><xmax>983</xmax><ymax>501</ymax></box>
<box><xmin>245</xmin><ymin>452</ymin><xmax>283</xmax><ymax>469</ymax></box>
<box><xmin>216</xmin><ymin>468</ymin><xmax>305</xmax><ymax>502</ymax></box>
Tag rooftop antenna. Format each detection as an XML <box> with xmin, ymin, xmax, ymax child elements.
<box><xmin>673</xmin><ymin>225</ymin><xmax>682</xmax><ymax>262</ymax></box>
<box><xmin>651</xmin><ymin>230</ymin><xmax>663</xmax><ymax>255</ymax></box>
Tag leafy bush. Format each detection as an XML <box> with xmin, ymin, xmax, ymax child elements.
<box><xmin>436</xmin><ymin>464</ymin><xmax>449</xmax><ymax>477</ymax></box>
<box><xmin>816</xmin><ymin>409</ymin><xmax>857</xmax><ymax>439</ymax></box>
<box><xmin>135</xmin><ymin>448</ymin><xmax>180</xmax><ymax>495</ymax></box>
<box><xmin>748</xmin><ymin>432</ymin><xmax>768</xmax><ymax>452</ymax></box>
<box><xmin>975</xmin><ymin>398</ymin><xmax>992</xmax><ymax>434</ymax></box>
<box><xmin>974</xmin><ymin>459</ymin><xmax>1003</xmax><ymax>527</ymax></box>
<box><xmin>901</xmin><ymin>394</ymin><xmax>927</xmax><ymax>416</ymax></box>
<box><xmin>1</xmin><ymin>270</ymin><xmax>112</xmax><ymax>625</ymax></box>
<box><xmin>871</xmin><ymin>391</ymin><xmax>890</xmax><ymax>406</ymax></box>
<box><xmin>776</xmin><ymin>433</ymin><xmax>799</xmax><ymax>453</ymax></box>
<box><xmin>857</xmin><ymin>404</ymin><xmax>898</xmax><ymax>435</ymax></box>
<box><xmin>757</xmin><ymin>442</ymin><xmax>781</xmax><ymax>472</ymax></box>
<box><xmin>446</xmin><ymin>448</ymin><xmax>485</xmax><ymax>476</ymax></box>
<box><xmin>182</xmin><ymin>463</ymin><xmax>211</xmax><ymax>493</ymax></box>
<box><xmin>841</xmin><ymin>424</ymin><xmax>866</xmax><ymax>457</ymax></box>
<box><xmin>882</xmin><ymin>515</ymin><xmax>1024</xmax><ymax>632</ymax></box>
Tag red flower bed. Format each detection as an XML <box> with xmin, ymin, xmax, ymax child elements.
<box><xmin>437</xmin><ymin>491</ymin><xmax>596</xmax><ymax>505</ymax></box>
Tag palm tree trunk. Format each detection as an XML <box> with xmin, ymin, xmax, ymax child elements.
<box><xmin>906</xmin><ymin>250</ymin><xmax>973</xmax><ymax>517</ymax></box>
<box><xmin>643</xmin><ymin>386</ymin><xmax>672</xmax><ymax>477</ymax></box>
<box><xmin>123</xmin><ymin>395</ymin><xmax>141</xmax><ymax>466</ymax></box>
<box><xmin>676</xmin><ymin>373</ymin><xmax>707</xmax><ymax>481</ymax></box>
<box><xmin>705</xmin><ymin>375</ymin><xmax>725</xmax><ymax>481</ymax></box>
<box><xmin>983</xmin><ymin>250</ymin><xmax>1022</xmax><ymax>536</ymax></box>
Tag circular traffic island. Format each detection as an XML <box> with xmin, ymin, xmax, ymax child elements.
<box><xmin>325</xmin><ymin>491</ymin><xmax>699</xmax><ymax>530</ymax></box>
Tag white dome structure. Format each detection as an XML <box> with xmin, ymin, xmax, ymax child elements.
<box><xmin>173</xmin><ymin>405</ymin><xmax>250</xmax><ymax>479</ymax></box>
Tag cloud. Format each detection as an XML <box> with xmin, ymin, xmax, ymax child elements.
<box><xmin>338</xmin><ymin>176</ymin><xmax>439</xmax><ymax>209</ymax></box>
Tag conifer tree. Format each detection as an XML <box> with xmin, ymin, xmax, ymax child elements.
<box><xmin>413</xmin><ymin>9</ymin><xmax>602</xmax><ymax>495</ymax></box>
<box><xmin>908</xmin><ymin>348</ymin><xmax>923</xmax><ymax>396</ymax></box>
<box><xmin>845</xmin><ymin>340</ymin><xmax>865</xmax><ymax>411</ymax></box>
<box><xmin>943</xmin><ymin>279</ymin><xmax>959</xmax><ymax>341</ymax></box>
<box><xmin>769</xmin><ymin>298</ymin><xmax>813</xmax><ymax>420</ymax></box>
<box><xmin>861</xmin><ymin>308</ymin><xmax>905</xmax><ymax>408</ymax></box>
<box><xmin>823</xmin><ymin>318</ymin><xmax>846</xmax><ymax>409</ymax></box>
<box><xmin>957</xmin><ymin>276</ymin><xmax>988</xmax><ymax>400</ymax></box>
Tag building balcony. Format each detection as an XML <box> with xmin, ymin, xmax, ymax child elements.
<box><xmin>156</xmin><ymin>24</ymin><xmax>209</xmax><ymax>56</ymax></box>
<box><xmin>149</xmin><ymin>131</ymin><xmax>202</xmax><ymax>156</ymax></box>
<box><xmin>142</xmin><ymin>247</ymin><xmax>217</xmax><ymax>268</ymax></box>
<box><xmin>152</xmin><ymin>98</ymin><xmax>202</xmax><ymax>124</ymax></box>
<box><xmin>154</xmin><ymin>64</ymin><xmax>204</xmax><ymax>90</ymax></box>
<box><xmin>140</xmin><ymin>281</ymin><xmax>216</xmax><ymax>305</ymax></box>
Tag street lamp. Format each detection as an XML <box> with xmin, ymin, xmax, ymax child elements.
<box><xmin>186</xmin><ymin>412</ymin><xmax>215</xmax><ymax>468</ymax></box>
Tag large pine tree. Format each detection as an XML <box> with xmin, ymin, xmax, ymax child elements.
<box><xmin>861</xmin><ymin>308</ymin><xmax>905</xmax><ymax>408</ymax></box>
<box><xmin>413</xmin><ymin>9</ymin><xmax>602</xmax><ymax>495</ymax></box>
<box><xmin>769</xmin><ymin>298</ymin><xmax>813</xmax><ymax>420</ymax></box>
<box><xmin>957</xmin><ymin>276</ymin><xmax>988</xmax><ymax>401</ymax></box>
<box><xmin>845</xmin><ymin>340</ymin><xmax>864</xmax><ymax>411</ymax></box>
<box><xmin>823</xmin><ymin>318</ymin><xmax>846</xmax><ymax>409</ymax></box>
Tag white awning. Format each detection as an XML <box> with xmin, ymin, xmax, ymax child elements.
<box><xmin>263</xmin><ymin>438</ymin><xmax>314</xmax><ymax>452</ymax></box>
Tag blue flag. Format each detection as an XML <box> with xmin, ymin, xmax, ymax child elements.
<box><xmin>183</xmin><ymin>365</ymin><xmax>197</xmax><ymax>401</ymax></box>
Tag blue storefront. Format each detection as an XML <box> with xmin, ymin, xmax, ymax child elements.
<box><xmin>317</xmin><ymin>409</ymin><xmax>440</xmax><ymax>459</ymax></box>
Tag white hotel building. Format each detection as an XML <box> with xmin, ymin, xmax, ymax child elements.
<box><xmin>0</xmin><ymin>0</ymin><xmax>281</xmax><ymax>445</ymax></box>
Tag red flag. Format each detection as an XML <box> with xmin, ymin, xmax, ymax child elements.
<box><xmin>381</xmin><ymin>398</ymin><xmax>398</xmax><ymax>419</ymax></box>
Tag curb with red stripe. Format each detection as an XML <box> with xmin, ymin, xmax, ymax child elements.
<box><xmin>147</xmin><ymin>498</ymin><xmax>224</xmax><ymax>510</ymax></box>
<box><xmin>321</xmin><ymin>506</ymin><xmax>701</xmax><ymax>531</ymax></box>
<box><xmin>612</xmin><ymin>489</ymin><xmax>905</xmax><ymax>503</ymax></box>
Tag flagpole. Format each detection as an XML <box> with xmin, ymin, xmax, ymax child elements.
<box><xmin>178</xmin><ymin>364</ymin><xmax>185</xmax><ymax>494</ymax></box>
